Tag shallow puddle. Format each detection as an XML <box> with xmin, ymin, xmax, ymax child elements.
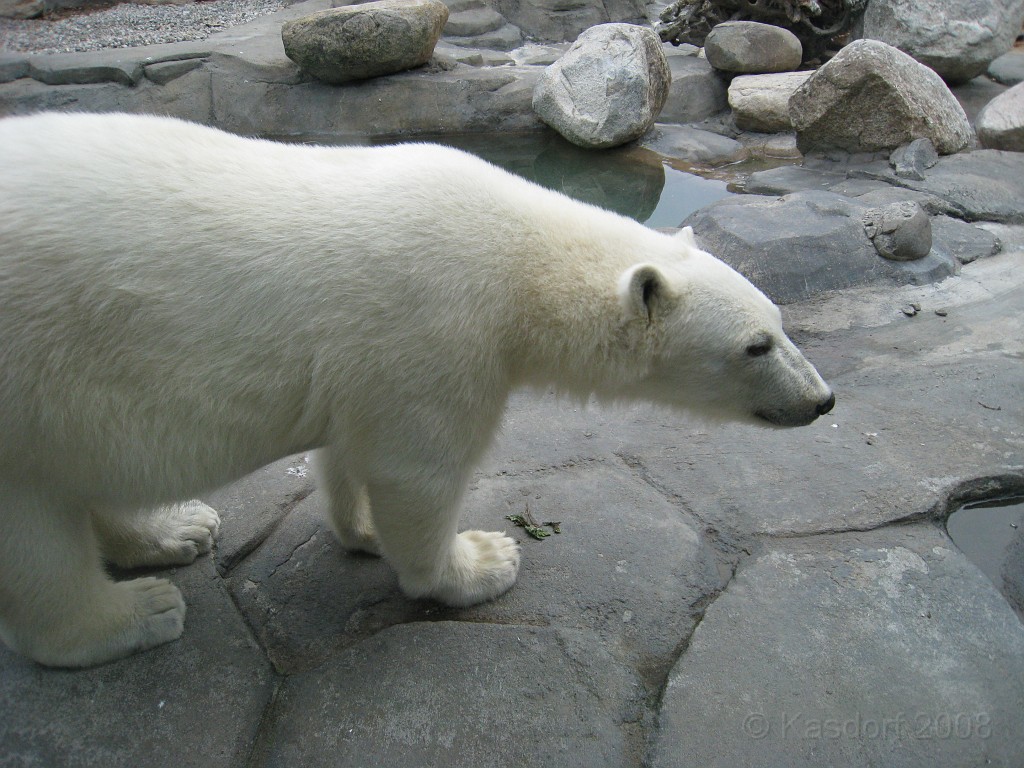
<box><xmin>946</xmin><ymin>496</ymin><xmax>1024</xmax><ymax>619</ymax></box>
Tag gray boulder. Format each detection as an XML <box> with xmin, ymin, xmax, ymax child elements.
<box><xmin>728</xmin><ymin>70</ymin><xmax>811</xmax><ymax>133</ymax></box>
<box><xmin>789</xmin><ymin>39</ymin><xmax>973</xmax><ymax>155</ymax></box>
<box><xmin>976</xmin><ymin>81</ymin><xmax>1024</xmax><ymax>152</ymax></box>
<box><xmin>862</xmin><ymin>200</ymin><xmax>932</xmax><ymax>261</ymax></box>
<box><xmin>281</xmin><ymin>0</ymin><xmax>449</xmax><ymax>84</ymax></box>
<box><xmin>532</xmin><ymin>23</ymin><xmax>670</xmax><ymax>149</ymax></box>
<box><xmin>704</xmin><ymin>20</ymin><xmax>803</xmax><ymax>74</ymax></box>
<box><xmin>683</xmin><ymin>190</ymin><xmax>956</xmax><ymax>303</ymax></box>
<box><xmin>862</xmin><ymin>0</ymin><xmax>1024</xmax><ymax>84</ymax></box>
<box><xmin>493</xmin><ymin>0</ymin><xmax>646</xmax><ymax>42</ymax></box>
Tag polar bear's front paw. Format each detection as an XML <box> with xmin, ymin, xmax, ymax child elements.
<box><xmin>335</xmin><ymin>526</ymin><xmax>383</xmax><ymax>557</ymax></box>
<box><xmin>123</xmin><ymin>576</ymin><xmax>187</xmax><ymax>642</ymax></box>
<box><xmin>417</xmin><ymin>530</ymin><xmax>521</xmax><ymax>607</ymax></box>
<box><xmin>99</xmin><ymin>501</ymin><xmax>221</xmax><ymax>569</ymax></box>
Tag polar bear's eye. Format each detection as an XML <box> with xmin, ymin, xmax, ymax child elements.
<box><xmin>746</xmin><ymin>340</ymin><xmax>773</xmax><ymax>357</ymax></box>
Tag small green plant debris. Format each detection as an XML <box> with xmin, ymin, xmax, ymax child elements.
<box><xmin>506</xmin><ymin>504</ymin><xmax>562</xmax><ymax>540</ymax></box>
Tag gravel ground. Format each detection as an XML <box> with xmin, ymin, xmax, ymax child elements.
<box><xmin>0</xmin><ymin>0</ymin><xmax>289</xmax><ymax>54</ymax></box>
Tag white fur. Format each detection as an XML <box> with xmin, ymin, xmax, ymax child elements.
<box><xmin>0</xmin><ymin>113</ymin><xmax>832</xmax><ymax>667</ymax></box>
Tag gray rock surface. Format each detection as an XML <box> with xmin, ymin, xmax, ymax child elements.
<box><xmin>532</xmin><ymin>23</ymin><xmax>670</xmax><ymax>149</ymax></box>
<box><xmin>863</xmin><ymin>200</ymin><xmax>932</xmax><ymax>261</ymax></box>
<box><xmin>703</xmin><ymin>20</ymin><xmax>803</xmax><ymax>74</ymax></box>
<box><xmin>889</xmin><ymin>137</ymin><xmax>939</xmax><ymax>180</ymax></box>
<box><xmin>976</xmin><ymin>80</ymin><xmax>1024</xmax><ymax>151</ymax></box>
<box><xmin>660</xmin><ymin>49</ymin><xmax>728</xmax><ymax>123</ymax></box>
<box><xmin>683</xmin><ymin>190</ymin><xmax>956</xmax><ymax>303</ymax></box>
<box><xmin>857</xmin><ymin>149</ymin><xmax>1024</xmax><ymax>223</ymax></box>
<box><xmin>254</xmin><ymin>623</ymin><xmax>644</xmax><ymax>768</ymax></box>
<box><xmin>651</xmin><ymin>526</ymin><xmax>1024</xmax><ymax>768</ymax></box>
<box><xmin>988</xmin><ymin>47</ymin><xmax>1024</xmax><ymax>85</ymax></box>
<box><xmin>789</xmin><ymin>39</ymin><xmax>973</xmax><ymax>155</ymax></box>
<box><xmin>281</xmin><ymin>0</ymin><xmax>448</xmax><ymax>84</ymax></box>
<box><xmin>862</xmin><ymin>0</ymin><xmax>1024</xmax><ymax>83</ymax></box>
<box><xmin>640</xmin><ymin>123</ymin><xmax>749</xmax><ymax>166</ymax></box>
<box><xmin>728</xmin><ymin>70</ymin><xmax>811</xmax><ymax>133</ymax></box>
<box><xmin>930</xmin><ymin>214</ymin><xmax>1002</xmax><ymax>264</ymax></box>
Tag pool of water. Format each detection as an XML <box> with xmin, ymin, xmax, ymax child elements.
<box><xmin>946</xmin><ymin>496</ymin><xmax>1024</xmax><ymax>618</ymax></box>
<box><xmin>288</xmin><ymin>131</ymin><xmax>735</xmax><ymax>228</ymax></box>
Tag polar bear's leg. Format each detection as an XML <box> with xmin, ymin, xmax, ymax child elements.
<box><xmin>93</xmin><ymin>501</ymin><xmax>221</xmax><ymax>569</ymax></box>
<box><xmin>315</xmin><ymin>449</ymin><xmax>382</xmax><ymax>556</ymax></box>
<box><xmin>365</xmin><ymin>477</ymin><xmax>521</xmax><ymax>607</ymax></box>
<box><xmin>0</xmin><ymin>483</ymin><xmax>186</xmax><ymax>667</ymax></box>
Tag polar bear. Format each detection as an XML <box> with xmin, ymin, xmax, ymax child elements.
<box><xmin>0</xmin><ymin>112</ymin><xmax>833</xmax><ymax>667</ymax></box>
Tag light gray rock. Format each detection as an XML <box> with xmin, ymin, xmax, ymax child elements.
<box><xmin>889</xmin><ymin>137</ymin><xmax>939</xmax><ymax>180</ymax></box>
<box><xmin>651</xmin><ymin>526</ymin><xmax>1024</xmax><ymax>768</ymax></box>
<box><xmin>861</xmin><ymin>149</ymin><xmax>1024</xmax><ymax>223</ymax></box>
<box><xmin>443</xmin><ymin>5</ymin><xmax>504</xmax><ymax>36</ymax></box>
<box><xmin>789</xmin><ymin>39</ymin><xmax>974</xmax><ymax>155</ymax></box>
<box><xmin>532</xmin><ymin>23</ymin><xmax>670</xmax><ymax>149</ymax></box>
<box><xmin>641</xmin><ymin>124</ymin><xmax>749</xmax><ymax>166</ymax></box>
<box><xmin>863</xmin><ymin>200</ymin><xmax>932</xmax><ymax>261</ymax></box>
<box><xmin>704</xmin><ymin>20</ymin><xmax>803</xmax><ymax>74</ymax></box>
<box><xmin>660</xmin><ymin>50</ymin><xmax>728</xmax><ymax>123</ymax></box>
<box><xmin>494</xmin><ymin>0</ymin><xmax>646</xmax><ymax>42</ymax></box>
<box><xmin>281</xmin><ymin>0</ymin><xmax>449</xmax><ymax>84</ymax></box>
<box><xmin>988</xmin><ymin>48</ymin><xmax>1024</xmax><ymax>85</ymax></box>
<box><xmin>930</xmin><ymin>214</ymin><xmax>1002</xmax><ymax>263</ymax></box>
<box><xmin>0</xmin><ymin>53</ymin><xmax>29</xmax><ymax>83</ymax></box>
<box><xmin>253</xmin><ymin>623</ymin><xmax>643</xmax><ymax>768</ymax></box>
<box><xmin>728</xmin><ymin>70</ymin><xmax>811</xmax><ymax>133</ymax></box>
<box><xmin>976</xmin><ymin>81</ymin><xmax>1024</xmax><ymax>152</ymax></box>
<box><xmin>862</xmin><ymin>0</ymin><xmax>1024</xmax><ymax>84</ymax></box>
<box><xmin>683</xmin><ymin>190</ymin><xmax>956</xmax><ymax>303</ymax></box>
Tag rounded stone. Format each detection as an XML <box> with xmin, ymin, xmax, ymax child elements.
<box><xmin>704</xmin><ymin>20</ymin><xmax>803</xmax><ymax>74</ymax></box>
<box><xmin>976</xmin><ymin>81</ymin><xmax>1024</xmax><ymax>152</ymax></box>
<box><xmin>281</xmin><ymin>0</ymin><xmax>449</xmax><ymax>85</ymax></box>
<box><xmin>532</xmin><ymin>23</ymin><xmax>670</xmax><ymax>149</ymax></box>
<box><xmin>863</xmin><ymin>200</ymin><xmax>932</xmax><ymax>261</ymax></box>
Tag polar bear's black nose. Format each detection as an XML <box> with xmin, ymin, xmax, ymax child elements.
<box><xmin>817</xmin><ymin>393</ymin><xmax>836</xmax><ymax>416</ymax></box>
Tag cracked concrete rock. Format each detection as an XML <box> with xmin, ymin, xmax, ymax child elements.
<box><xmin>862</xmin><ymin>0</ymin><xmax>1024</xmax><ymax>84</ymax></box>
<box><xmin>703</xmin><ymin>20</ymin><xmax>803</xmax><ymax>74</ymax></box>
<box><xmin>251</xmin><ymin>623</ymin><xmax>643</xmax><ymax>768</ymax></box>
<box><xmin>976</xmin><ymin>80</ymin><xmax>1024</xmax><ymax>152</ymax></box>
<box><xmin>789</xmin><ymin>39</ymin><xmax>973</xmax><ymax>155</ymax></box>
<box><xmin>281</xmin><ymin>0</ymin><xmax>449</xmax><ymax>83</ymax></box>
<box><xmin>650</xmin><ymin>526</ymin><xmax>1024</xmax><ymax>768</ymax></box>
<box><xmin>532</xmin><ymin>23</ymin><xmax>670</xmax><ymax>149</ymax></box>
<box><xmin>226</xmin><ymin>459</ymin><xmax>723</xmax><ymax>674</ymax></box>
<box><xmin>888</xmin><ymin>137</ymin><xmax>939</xmax><ymax>181</ymax></box>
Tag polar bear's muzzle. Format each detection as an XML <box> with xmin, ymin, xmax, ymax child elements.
<box><xmin>755</xmin><ymin>390</ymin><xmax>836</xmax><ymax>428</ymax></box>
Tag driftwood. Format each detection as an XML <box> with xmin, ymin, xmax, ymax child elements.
<box><xmin>656</xmin><ymin>0</ymin><xmax>867</xmax><ymax>60</ymax></box>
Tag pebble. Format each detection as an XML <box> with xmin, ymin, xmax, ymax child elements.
<box><xmin>0</xmin><ymin>0</ymin><xmax>287</xmax><ymax>55</ymax></box>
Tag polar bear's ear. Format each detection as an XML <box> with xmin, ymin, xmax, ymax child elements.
<box><xmin>675</xmin><ymin>226</ymin><xmax>698</xmax><ymax>248</ymax></box>
<box><xmin>619</xmin><ymin>264</ymin><xmax>665</xmax><ymax>326</ymax></box>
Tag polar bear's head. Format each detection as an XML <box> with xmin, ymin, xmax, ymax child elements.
<box><xmin>618</xmin><ymin>227</ymin><xmax>834</xmax><ymax>427</ymax></box>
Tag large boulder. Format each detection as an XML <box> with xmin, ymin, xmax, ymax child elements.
<box><xmin>862</xmin><ymin>0</ymin><xmax>1024</xmax><ymax>84</ymax></box>
<box><xmin>976</xmin><ymin>81</ymin><xmax>1024</xmax><ymax>152</ymax></box>
<box><xmin>281</xmin><ymin>0</ymin><xmax>449</xmax><ymax>84</ymax></box>
<box><xmin>789</xmin><ymin>39</ymin><xmax>973</xmax><ymax>155</ymax></box>
<box><xmin>703</xmin><ymin>20</ymin><xmax>803</xmax><ymax>74</ymax></box>
<box><xmin>532</xmin><ymin>23</ymin><xmax>670</xmax><ymax>149</ymax></box>
<box><xmin>728</xmin><ymin>71</ymin><xmax>811</xmax><ymax>133</ymax></box>
<box><xmin>493</xmin><ymin>0</ymin><xmax>646</xmax><ymax>42</ymax></box>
